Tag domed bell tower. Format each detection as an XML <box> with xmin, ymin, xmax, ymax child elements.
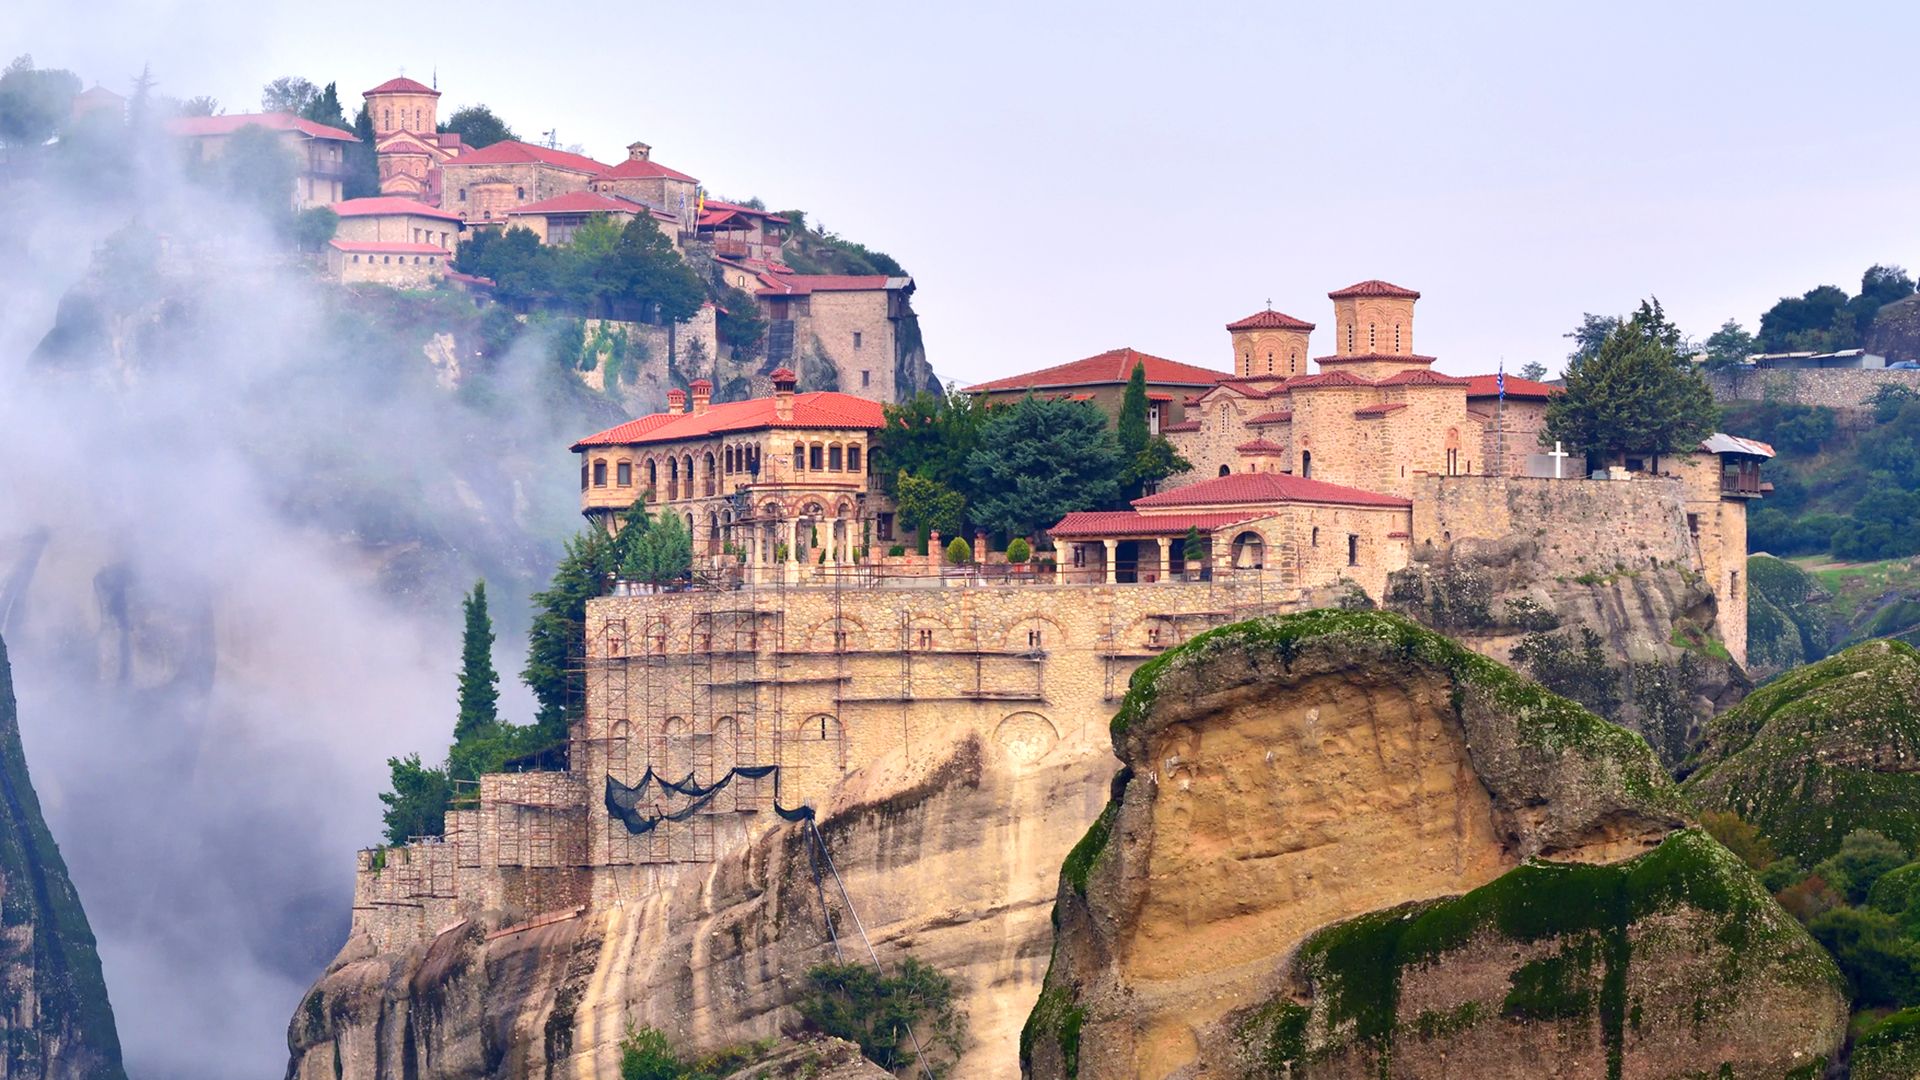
<box><xmin>1226</xmin><ymin>307</ymin><xmax>1315</xmax><ymax>379</ymax></box>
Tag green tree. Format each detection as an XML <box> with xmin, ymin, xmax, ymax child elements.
<box><xmin>797</xmin><ymin>959</ymin><xmax>965</xmax><ymax>1073</ymax></box>
<box><xmin>218</xmin><ymin>123</ymin><xmax>298</xmax><ymax>226</ymax></box>
<box><xmin>622</xmin><ymin>511</ymin><xmax>692</xmax><ymax>586</ymax></box>
<box><xmin>1759</xmin><ymin>284</ymin><xmax>1853</xmax><ymax>352</ymax></box>
<box><xmin>174</xmin><ymin>95</ymin><xmax>219</xmax><ymax>117</ymax></box>
<box><xmin>343</xmin><ymin>103</ymin><xmax>380</xmax><ymax>199</ymax></box>
<box><xmin>439</xmin><ymin>103</ymin><xmax>517</xmax><ymax>148</ymax></box>
<box><xmin>945</xmin><ymin>536</ymin><xmax>972</xmax><ymax>565</ymax></box>
<box><xmin>299</xmin><ymin>81</ymin><xmax>347</xmax><ymax>130</ymax></box>
<box><xmin>1117</xmin><ymin>361</ymin><xmax>1150</xmax><ymax>457</ymax></box>
<box><xmin>1542</xmin><ymin>299</ymin><xmax>1718</xmax><ymax>467</ymax></box>
<box><xmin>873</xmin><ymin>387</ymin><xmax>986</xmax><ymax>496</ymax></box>
<box><xmin>967</xmin><ymin>397</ymin><xmax>1124</xmax><ymax>540</ymax></box>
<box><xmin>893</xmin><ymin>469</ymin><xmax>966</xmax><ymax>550</ymax></box>
<box><xmin>1701</xmin><ymin>319</ymin><xmax>1756</xmax><ymax>369</ymax></box>
<box><xmin>378</xmin><ymin>753</ymin><xmax>450</xmax><ymax>844</ymax></box>
<box><xmin>261</xmin><ymin>75</ymin><xmax>319</xmax><ymax>114</ymax></box>
<box><xmin>523</xmin><ymin>529</ymin><xmax>615</xmax><ymax>737</ymax></box>
<box><xmin>1812</xmin><ymin>829</ymin><xmax>1911</xmax><ymax>905</ymax></box>
<box><xmin>1518</xmin><ymin>361</ymin><xmax>1549</xmax><ymax>382</ymax></box>
<box><xmin>1563</xmin><ymin>312</ymin><xmax>1621</xmax><ymax>363</ymax></box>
<box><xmin>0</xmin><ymin>55</ymin><xmax>81</xmax><ymax>149</ymax></box>
<box><xmin>292</xmin><ymin>206</ymin><xmax>338</xmax><ymax>252</ymax></box>
<box><xmin>1006</xmin><ymin>537</ymin><xmax>1031</xmax><ymax>564</ymax></box>
<box><xmin>1125</xmin><ymin>436</ymin><xmax>1192</xmax><ymax>500</ymax></box>
<box><xmin>1807</xmin><ymin>906</ymin><xmax>1920</xmax><ymax>1008</ymax></box>
<box><xmin>455</xmin><ymin>581</ymin><xmax>500</xmax><ymax>742</ymax></box>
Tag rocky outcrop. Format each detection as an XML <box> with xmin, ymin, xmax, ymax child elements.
<box><xmin>289</xmin><ymin>729</ymin><xmax>1111</xmax><ymax>1079</ymax></box>
<box><xmin>1852</xmin><ymin>1008</ymin><xmax>1920</xmax><ymax>1080</ymax></box>
<box><xmin>1867</xmin><ymin>293</ymin><xmax>1920</xmax><ymax>364</ymax></box>
<box><xmin>1683</xmin><ymin>639</ymin><xmax>1920</xmax><ymax>865</ymax></box>
<box><xmin>1024</xmin><ymin>610</ymin><xmax>1843</xmax><ymax>1080</ymax></box>
<box><xmin>1745</xmin><ymin>554</ymin><xmax>1830</xmax><ymax>681</ymax></box>
<box><xmin>0</xmin><ymin>635</ymin><xmax>125</xmax><ymax>1078</ymax></box>
<box><xmin>1387</xmin><ymin>535</ymin><xmax>1746</xmax><ymax>766</ymax></box>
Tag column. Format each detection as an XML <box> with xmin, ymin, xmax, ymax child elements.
<box><xmin>1103</xmin><ymin>539</ymin><xmax>1118</xmax><ymax>585</ymax></box>
<box><xmin>825</xmin><ymin>518</ymin><xmax>840</xmax><ymax>567</ymax></box>
<box><xmin>1158</xmin><ymin>538</ymin><xmax>1171</xmax><ymax>582</ymax></box>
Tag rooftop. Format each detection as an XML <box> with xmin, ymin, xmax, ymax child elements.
<box><xmin>329</xmin><ymin>196</ymin><xmax>464</xmax><ymax>222</ymax></box>
<box><xmin>600</xmin><ymin>156</ymin><xmax>697</xmax><ymax>183</ymax></box>
<box><xmin>441</xmin><ymin>140</ymin><xmax>610</xmax><ymax>175</ymax></box>
<box><xmin>166</xmin><ymin>112</ymin><xmax>357</xmax><ymax>142</ymax></box>
<box><xmin>1226</xmin><ymin>309</ymin><xmax>1316</xmax><ymax>331</ymax></box>
<box><xmin>965</xmin><ymin>347</ymin><xmax>1230</xmax><ymax>393</ymax></box>
<box><xmin>755</xmin><ymin>272</ymin><xmax>908</xmax><ymax>296</ymax></box>
<box><xmin>504</xmin><ymin>191</ymin><xmax>665</xmax><ymax>218</ymax></box>
<box><xmin>364</xmin><ymin>76</ymin><xmax>439</xmax><ymax>96</ymax></box>
<box><xmin>1328</xmin><ymin>279</ymin><xmax>1421</xmax><ymax>300</ymax></box>
<box><xmin>1463</xmin><ymin>373</ymin><xmax>1559</xmax><ymax>399</ymax></box>
<box><xmin>1133</xmin><ymin>470</ymin><xmax>1410</xmax><ymax>510</ymax></box>
<box><xmin>571</xmin><ymin>391</ymin><xmax>885</xmax><ymax>450</ymax></box>
<box><xmin>1050</xmin><ymin>510</ymin><xmax>1264</xmax><ymax>540</ymax></box>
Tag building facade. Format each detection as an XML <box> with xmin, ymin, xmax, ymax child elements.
<box><xmin>328</xmin><ymin>196</ymin><xmax>463</xmax><ymax>250</ymax></box>
<box><xmin>439</xmin><ymin>141</ymin><xmax>610</xmax><ymax>223</ymax></box>
<box><xmin>168</xmin><ymin>112</ymin><xmax>357</xmax><ymax>209</ymax></box>
<box><xmin>965</xmin><ymin>347</ymin><xmax>1229</xmax><ymax>430</ymax></box>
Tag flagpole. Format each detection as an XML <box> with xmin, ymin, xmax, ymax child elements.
<box><xmin>1496</xmin><ymin>360</ymin><xmax>1506</xmax><ymax>476</ymax></box>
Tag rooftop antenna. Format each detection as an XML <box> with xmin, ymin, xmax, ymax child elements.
<box><xmin>432</xmin><ymin>65</ymin><xmax>438</xmax><ymax>91</ymax></box>
<box><xmin>542</xmin><ymin>129</ymin><xmax>559</xmax><ymax>148</ymax></box>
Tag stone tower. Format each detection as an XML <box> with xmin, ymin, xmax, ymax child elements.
<box><xmin>1226</xmin><ymin>308</ymin><xmax>1315</xmax><ymax>379</ymax></box>
<box><xmin>363</xmin><ymin>75</ymin><xmax>441</xmax><ymax>137</ymax></box>
<box><xmin>1329</xmin><ymin>279</ymin><xmax>1420</xmax><ymax>357</ymax></box>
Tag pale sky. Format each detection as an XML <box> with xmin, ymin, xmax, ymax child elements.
<box><xmin>15</xmin><ymin>0</ymin><xmax>1920</xmax><ymax>385</ymax></box>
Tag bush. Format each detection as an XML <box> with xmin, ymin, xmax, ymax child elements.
<box><xmin>1700</xmin><ymin>810</ymin><xmax>1775</xmax><ymax>871</ymax></box>
<box><xmin>945</xmin><ymin>537</ymin><xmax>972</xmax><ymax>565</ymax></box>
<box><xmin>618</xmin><ymin>1027</ymin><xmax>768</xmax><ymax>1080</ymax></box>
<box><xmin>1814</xmin><ymin>829</ymin><xmax>1912</xmax><ymax>905</ymax></box>
<box><xmin>1006</xmin><ymin>537</ymin><xmax>1031</xmax><ymax>564</ymax></box>
<box><xmin>887</xmin><ymin>544</ymin><xmax>906</xmax><ymax>557</ymax></box>
<box><xmin>1777</xmin><ymin>874</ymin><xmax>1845</xmax><ymax>924</ymax></box>
<box><xmin>1808</xmin><ymin>906</ymin><xmax>1920</xmax><ymax>1008</ymax></box>
<box><xmin>798</xmin><ymin>959</ymin><xmax>965</xmax><ymax>1074</ymax></box>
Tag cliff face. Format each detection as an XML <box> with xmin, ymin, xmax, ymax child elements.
<box><xmin>1683</xmin><ymin>639</ymin><xmax>1920</xmax><ymax>865</ymax></box>
<box><xmin>1387</xmin><ymin>535</ymin><xmax>1747</xmax><ymax>766</ymax></box>
<box><xmin>1024</xmin><ymin>611</ymin><xmax>1844</xmax><ymax>1080</ymax></box>
<box><xmin>0</xmin><ymin>635</ymin><xmax>124</xmax><ymax>1079</ymax></box>
<box><xmin>289</xmin><ymin>729</ymin><xmax>1112</xmax><ymax>1079</ymax></box>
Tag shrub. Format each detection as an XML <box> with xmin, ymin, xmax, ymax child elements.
<box><xmin>1813</xmin><ymin>829</ymin><xmax>1912</xmax><ymax>905</ymax></box>
<box><xmin>797</xmin><ymin>959</ymin><xmax>965</xmax><ymax>1073</ymax></box>
<box><xmin>1006</xmin><ymin>537</ymin><xmax>1031</xmax><ymax>564</ymax></box>
<box><xmin>887</xmin><ymin>544</ymin><xmax>906</xmax><ymax>557</ymax></box>
<box><xmin>1808</xmin><ymin>906</ymin><xmax>1920</xmax><ymax>1008</ymax></box>
<box><xmin>945</xmin><ymin>537</ymin><xmax>972</xmax><ymax>565</ymax></box>
<box><xmin>1700</xmin><ymin>810</ymin><xmax>1775</xmax><ymax>871</ymax></box>
<box><xmin>1777</xmin><ymin>874</ymin><xmax>1845</xmax><ymax>924</ymax></box>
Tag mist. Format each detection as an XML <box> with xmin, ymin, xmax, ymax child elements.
<box><xmin>0</xmin><ymin>113</ymin><xmax>612</xmax><ymax>1075</ymax></box>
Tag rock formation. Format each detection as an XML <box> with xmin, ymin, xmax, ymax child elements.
<box><xmin>0</xmin><ymin>635</ymin><xmax>125</xmax><ymax>1078</ymax></box>
<box><xmin>1684</xmin><ymin>638</ymin><xmax>1920</xmax><ymax>865</ymax></box>
<box><xmin>1867</xmin><ymin>293</ymin><xmax>1920</xmax><ymax>364</ymax></box>
<box><xmin>1387</xmin><ymin>535</ymin><xmax>1746</xmax><ymax>766</ymax></box>
<box><xmin>289</xmin><ymin>728</ymin><xmax>1111</xmax><ymax>1079</ymax></box>
<box><xmin>1024</xmin><ymin>610</ymin><xmax>1844</xmax><ymax>1080</ymax></box>
<box><xmin>1744</xmin><ymin>554</ymin><xmax>1830</xmax><ymax>681</ymax></box>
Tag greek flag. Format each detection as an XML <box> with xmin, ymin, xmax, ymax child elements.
<box><xmin>1497</xmin><ymin>362</ymin><xmax>1505</xmax><ymax>400</ymax></box>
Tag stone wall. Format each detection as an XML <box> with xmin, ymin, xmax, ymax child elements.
<box><xmin>440</xmin><ymin>161</ymin><xmax>597</xmax><ymax>222</ymax></box>
<box><xmin>332</xmin><ymin>213</ymin><xmax>460</xmax><ymax>251</ymax></box>
<box><xmin>326</xmin><ymin>248</ymin><xmax>448</xmax><ymax>288</ymax></box>
<box><xmin>1707</xmin><ymin>365</ymin><xmax>1920</xmax><ymax>411</ymax></box>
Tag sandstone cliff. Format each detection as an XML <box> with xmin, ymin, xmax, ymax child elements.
<box><xmin>1683</xmin><ymin>638</ymin><xmax>1920</xmax><ymax>865</ymax></box>
<box><xmin>289</xmin><ymin>728</ymin><xmax>1112</xmax><ymax>1079</ymax></box>
<box><xmin>0</xmin><ymin>635</ymin><xmax>125</xmax><ymax>1078</ymax></box>
<box><xmin>1387</xmin><ymin>535</ymin><xmax>1746</xmax><ymax>766</ymax></box>
<box><xmin>1024</xmin><ymin>610</ymin><xmax>1843</xmax><ymax>1079</ymax></box>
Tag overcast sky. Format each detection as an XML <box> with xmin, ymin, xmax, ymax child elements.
<box><xmin>15</xmin><ymin>0</ymin><xmax>1920</xmax><ymax>384</ymax></box>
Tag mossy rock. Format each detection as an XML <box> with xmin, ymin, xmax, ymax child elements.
<box><xmin>1683</xmin><ymin>639</ymin><xmax>1920</xmax><ymax>865</ymax></box>
<box><xmin>1235</xmin><ymin>829</ymin><xmax>1842</xmax><ymax>1079</ymax></box>
<box><xmin>1854</xmin><ymin>1007</ymin><xmax>1920</xmax><ymax>1080</ymax></box>
<box><xmin>1745</xmin><ymin>554</ymin><xmax>1827</xmax><ymax>681</ymax></box>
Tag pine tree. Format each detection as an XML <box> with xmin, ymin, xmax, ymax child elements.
<box><xmin>1543</xmin><ymin>300</ymin><xmax>1718</xmax><ymax>468</ymax></box>
<box><xmin>523</xmin><ymin>529</ymin><xmax>614</xmax><ymax>738</ymax></box>
<box><xmin>455</xmin><ymin>581</ymin><xmax>499</xmax><ymax>741</ymax></box>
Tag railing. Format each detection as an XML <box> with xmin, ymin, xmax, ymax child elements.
<box><xmin>1720</xmin><ymin>471</ymin><xmax>1764</xmax><ymax>496</ymax></box>
<box><xmin>712</xmin><ymin>238</ymin><xmax>750</xmax><ymax>258</ymax></box>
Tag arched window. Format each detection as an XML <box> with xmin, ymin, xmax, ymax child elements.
<box><xmin>1311</xmin><ymin>526</ymin><xmax>1319</xmax><ymax>547</ymax></box>
<box><xmin>704</xmin><ymin>453</ymin><xmax>716</xmax><ymax>495</ymax></box>
<box><xmin>1346</xmin><ymin>325</ymin><xmax>1355</xmax><ymax>352</ymax></box>
<box><xmin>593</xmin><ymin>460</ymin><xmax>607</xmax><ymax>487</ymax></box>
<box><xmin>1219</xmin><ymin>464</ymin><xmax>1231</xmax><ymax>476</ymax></box>
<box><xmin>1265</xmin><ymin>350</ymin><xmax>1273</xmax><ymax>373</ymax></box>
<box><xmin>458</xmin><ymin>188</ymin><xmax>466</xmax><ymax>200</ymax></box>
<box><xmin>1369</xmin><ymin>323</ymin><xmax>1376</xmax><ymax>350</ymax></box>
<box><xmin>382</xmin><ymin>108</ymin><xmax>390</xmax><ymax>129</ymax></box>
<box><xmin>803</xmin><ymin>714</ymin><xmax>842</xmax><ymax>741</ymax></box>
<box><xmin>828</xmin><ymin>444</ymin><xmax>843</xmax><ymax>471</ymax></box>
<box><xmin>725</xmin><ymin>446</ymin><xmax>735</xmax><ymax>473</ymax></box>
<box><xmin>1232</xmin><ymin>531</ymin><xmax>1265</xmax><ymax>569</ymax></box>
<box><xmin>1395</xmin><ymin>324</ymin><xmax>1402</xmax><ymax>352</ymax></box>
<box><xmin>847</xmin><ymin>445</ymin><xmax>862</xmax><ymax>473</ymax></box>
<box><xmin>1300</xmin><ymin>450</ymin><xmax>1312</xmax><ymax>478</ymax></box>
<box><xmin>646</xmin><ymin>458</ymin><xmax>657</xmax><ymax>488</ymax></box>
<box><xmin>794</xmin><ymin>444</ymin><xmax>806</xmax><ymax>471</ymax></box>
<box><xmin>516</xmin><ymin>187</ymin><xmax>525</xmax><ymax>199</ymax></box>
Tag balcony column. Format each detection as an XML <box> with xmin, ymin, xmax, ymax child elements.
<box><xmin>824</xmin><ymin>517</ymin><xmax>840</xmax><ymax>568</ymax></box>
<box><xmin>1103</xmin><ymin>539</ymin><xmax>1118</xmax><ymax>585</ymax></box>
<box><xmin>1159</xmin><ymin>538</ymin><xmax>1172</xmax><ymax>582</ymax></box>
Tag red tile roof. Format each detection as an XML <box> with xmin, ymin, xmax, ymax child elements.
<box><xmin>166</xmin><ymin>112</ymin><xmax>356</xmax><ymax>141</ymax></box>
<box><xmin>572</xmin><ymin>391</ymin><xmax>883</xmax><ymax>450</ymax></box>
<box><xmin>1464</xmin><ymin>374</ymin><xmax>1559</xmax><ymax>399</ymax></box>
<box><xmin>1354</xmin><ymin>402</ymin><xmax>1408</xmax><ymax>418</ymax></box>
<box><xmin>441</xmin><ymin>140</ymin><xmax>610</xmax><ymax>174</ymax></box>
<box><xmin>1246</xmin><ymin>410</ymin><xmax>1293</xmax><ymax>425</ymax></box>
<box><xmin>1314</xmin><ymin>352</ymin><xmax>1441</xmax><ymax>368</ymax></box>
<box><xmin>756</xmin><ymin>273</ymin><xmax>900</xmax><ymax>296</ymax></box>
<box><xmin>329</xmin><ymin>196</ymin><xmax>464</xmax><ymax>222</ymax></box>
<box><xmin>329</xmin><ymin>239</ymin><xmax>450</xmax><ymax>255</ymax></box>
<box><xmin>1210</xmin><ymin>380</ymin><xmax>1276</xmax><ymax>399</ymax></box>
<box><xmin>1328</xmin><ymin>279</ymin><xmax>1421</xmax><ymax>300</ymax></box>
<box><xmin>1227</xmin><ymin>309</ymin><xmax>1315</xmax><ymax>331</ymax></box>
<box><xmin>1288</xmin><ymin>371</ymin><xmax>1376</xmax><ymax>389</ymax></box>
<box><xmin>965</xmin><ymin>348</ymin><xmax>1230</xmax><ymax>393</ymax></box>
<box><xmin>1160</xmin><ymin>420</ymin><xmax>1201</xmax><ymax>433</ymax></box>
<box><xmin>1235</xmin><ymin>438</ymin><xmax>1287</xmax><ymax>453</ymax></box>
<box><xmin>601</xmin><ymin>156</ymin><xmax>697</xmax><ymax>182</ymax></box>
<box><xmin>365</xmin><ymin>76</ymin><xmax>439</xmax><ymax>96</ymax></box>
<box><xmin>1134</xmin><ymin>471</ymin><xmax>1409</xmax><ymax>509</ymax></box>
<box><xmin>505</xmin><ymin>191</ymin><xmax>653</xmax><ymax>216</ymax></box>
<box><xmin>702</xmin><ymin>199</ymin><xmax>787</xmax><ymax>223</ymax></box>
<box><xmin>1049</xmin><ymin>511</ymin><xmax>1264</xmax><ymax>540</ymax></box>
<box><xmin>1377</xmin><ymin>369</ymin><xmax>1470</xmax><ymax>387</ymax></box>
<box><xmin>1146</xmin><ymin>391</ymin><xmax>1174</xmax><ymax>401</ymax></box>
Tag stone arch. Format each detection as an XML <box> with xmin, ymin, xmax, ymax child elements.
<box><xmin>1232</xmin><ymin>530</ymin><xmax>1266</xmax><ymax>569</ymax></box>
<box><xmin>704</xmin><ymin>452</ymin><xmax>717</xmax><ymax>495</ymax></box>
<box><xmin>807</xmin><ymin>615</ymin><xmax>867</xmax><ymax>652</ymax></box>
<box><xmin>907</xmin><ymin>615</ymin><xmax>952</xmax><ymax>650</ymax></box>
<box><xmin>1006</xmin><ymin>613</ymin><xmax>1066</xmax><ymax>652</ymax></box>
<box><xmin>994</xmin><ymin>711</ymin><xmax>1059</xmax><ymax>765</ymax></box>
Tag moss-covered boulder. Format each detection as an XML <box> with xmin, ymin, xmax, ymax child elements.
<box><xmin>1682</xmin><ymin>639</ymin><xmax>1920</xmax><ymax>866</ymax></box>
<box><xmin>1853</xmin><ymin>1007</ymin><xmax>1920</xmax><ymax>1080</ymax></box>
<box><xmin>1025</xmin><ymin>609</ymin><xmax>1844</xmax><ymax>1080</ymax></box>
<box><xmin>1746</xmin><ymin>554</ymin><xmax>1829</xmax><ymax>680</ymax></box>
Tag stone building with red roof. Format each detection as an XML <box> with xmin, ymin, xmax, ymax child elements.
<box><xmin>363</xmin><ymin>76</ymin><xmax>465</xmax><ymax>201</ymax></box>
<box><xmin>437</xmin><ymin>140</ymin><xmax>613</xmax><ymax>224</ymax></box>
<box><xmin>964</xmin><ymin>347</ymin><xmax>1229</xmax><ymax>429</ymax></box>
<box><xmin>590</xmin><ymin>142</ymin><xmax>700</xmax><ymax>222</ymax></box>
<box><xmin>571</xmin><ymin>370</ymin><xmax>890</xmax><ymax>573</ymax></box>
<box><xmin>166</xmin><ymin>112</ymin><xmax>357</xmax><ymax>209</ymax></box>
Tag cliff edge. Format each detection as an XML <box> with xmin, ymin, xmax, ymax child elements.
<box><xmin>1023</xmin><ymin>610</ymin><xmax>1843</xmax><ymax>1079</ymax></box>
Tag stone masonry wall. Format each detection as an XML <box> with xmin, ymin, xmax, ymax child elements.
<box><xmin>1411</xmin><ymin>474</ymin><xmax>1694</xmax><ymax>571</ymax></box>
<box><xmin>1707</xmin><ymin>366</ymin><xmax>1920</xmax><ymax>411</ymax></box>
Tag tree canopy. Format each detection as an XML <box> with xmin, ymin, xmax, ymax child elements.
<box><xmin>299</xmin><ymin>81</ymin><xmax>347</xmax><ymax>130</ymax></box>
<box><xmin>454</xmin><ymin>217</ymin><xmax>705</xmax><ymax>322</ymax></box>
<box><xmin>455</xmin><ymin>581</ymin><xmax>499</xmax><ymax>742</ymax></box>
<box><xmin>1702</xmin><ymin>319</ymin><xmax>1757</xmax><ymax>369</ymax></box>
<box><xmin>0</xmin><ymin>55</ymin><xmax>81</xmax><ymax>149</ymax></box>
<box><xmin>1542</xmin><ymin>300</ymin><xmax>1718</xmax><ymax>465</ymax></box>
<box><xmin>620</xmin><ymin>507</ymin><xmax>692</xmax><ymax>586</ymax></box>
<box><xmin>439</xmin><ymin>104</ymin><xmax>517</xmax><ymax>148</ymax></box>
<box><xmin>873</xmin><ymin>387</ymin><xmax>986</xmax><ymax>497</ymax></box>
<box><xmin>1757</xmin><ymin>266</ymin><xmax>1916</xmax><ymax>353</ymax></box>
<box><xmin>260</xmin><ymin>76</ymin><xmax>319</xmax><ymax>115</ymax></box>
<box><xmin>966</xmin><ymin>396</ymin><xmax>1124</xmax><ymax>539</ymax></box>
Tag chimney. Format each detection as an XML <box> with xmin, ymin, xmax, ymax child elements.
<box><xmin>626</xmin><ymin>140</ymin><xmax>652</xmax><ymax>162</ymax></box>
<box><xmin>690</xmin><ymin>378</ymin><xmax>713</xmax><ymax>415</ymax></box>
<box><xmin>666</xmin><ymin>388</ymin><xmax>686</xmax><ymax>415</ymax></box>
<box><xmin>771</xmin><ymin>367</ymin><xmax>797</xmax><ymax>421</ymax></box>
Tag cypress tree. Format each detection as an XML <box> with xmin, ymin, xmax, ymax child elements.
<box><xmin>1117</xmin><ymin>361</ymin><xmax>1150</xmax><ymax>457</ymax></box>
<box><xmin>455</xmin><ymin>581</ymin><xmax>499</xmax><ymax>741</ymax></box>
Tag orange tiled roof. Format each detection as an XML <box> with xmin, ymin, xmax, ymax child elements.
<box><xmin>1226</xmin><ymin>309</ymin><xmax>1316</xmax><ymax>331</ymax></box>
<box><xmin>1328</xmin><ymin>279</ymin><xmax>1421</xmax><ymax>299</ymax></box>
<box><xmin>1049</xmin><ymin>511</ymin><xmax>1265</xmax><ymax>539</ymax></box>
<box><xmin>966</xmin><ymin>348</ymin><xmax>1229</xmax><ymax>393</ymax></box>
<box><xmin>365</xmin><ymin>76</ymin><xmax>438</xmax><ymax>96</ymax></box>
<box><xmin>441</xmin><ymin>140</ymin><xmax>610</xmax><ymax>175</ymax></box>
<box><xmin>1133</xmin><ymin>471</ymin><xmax>1409</xmax><ymax>509</ymax></box>
<box><xmin>166</xmin><ymin>112</ymin><xmax>356</xmax><ymax>141</ymax></box>
<box><xmin>571</xmin><ymin>391</ymin><xmax>883</xmax><ymax>450</ymax></box>
<box><xmin>330</xmin><ymin>196</ymin><xmax>463</xmax><ymax>222</ymax></box>
<box><xmin>1235</xmin><ymin>438</ymin><xmax>1287</xmax><ymax>453</ymax></box>
<box><xmin>1464</xmin><ymin>374</ymin><xmax>1559</xmax><ymax>399</ymax></box>
<box><xmin>601</xmin><ymin>156</ymin><xmax>697</xmax><ymax>183</ymax></box>
<box><xmin>1246</xmin><ymin>410</ymin><xmax>1293</xmax><ymax>425</ymax></box>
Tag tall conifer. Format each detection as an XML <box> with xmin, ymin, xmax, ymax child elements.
<box><xmin>455</xmin><ymin>580</ymin><xmax>499</xmax><ymax>741</ymax></box>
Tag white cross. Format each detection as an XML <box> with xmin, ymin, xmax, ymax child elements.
<box><xmin>1549</xmin><ymin>441</ymin><xmax>1570</xmax><ymax>479</ymax></box>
